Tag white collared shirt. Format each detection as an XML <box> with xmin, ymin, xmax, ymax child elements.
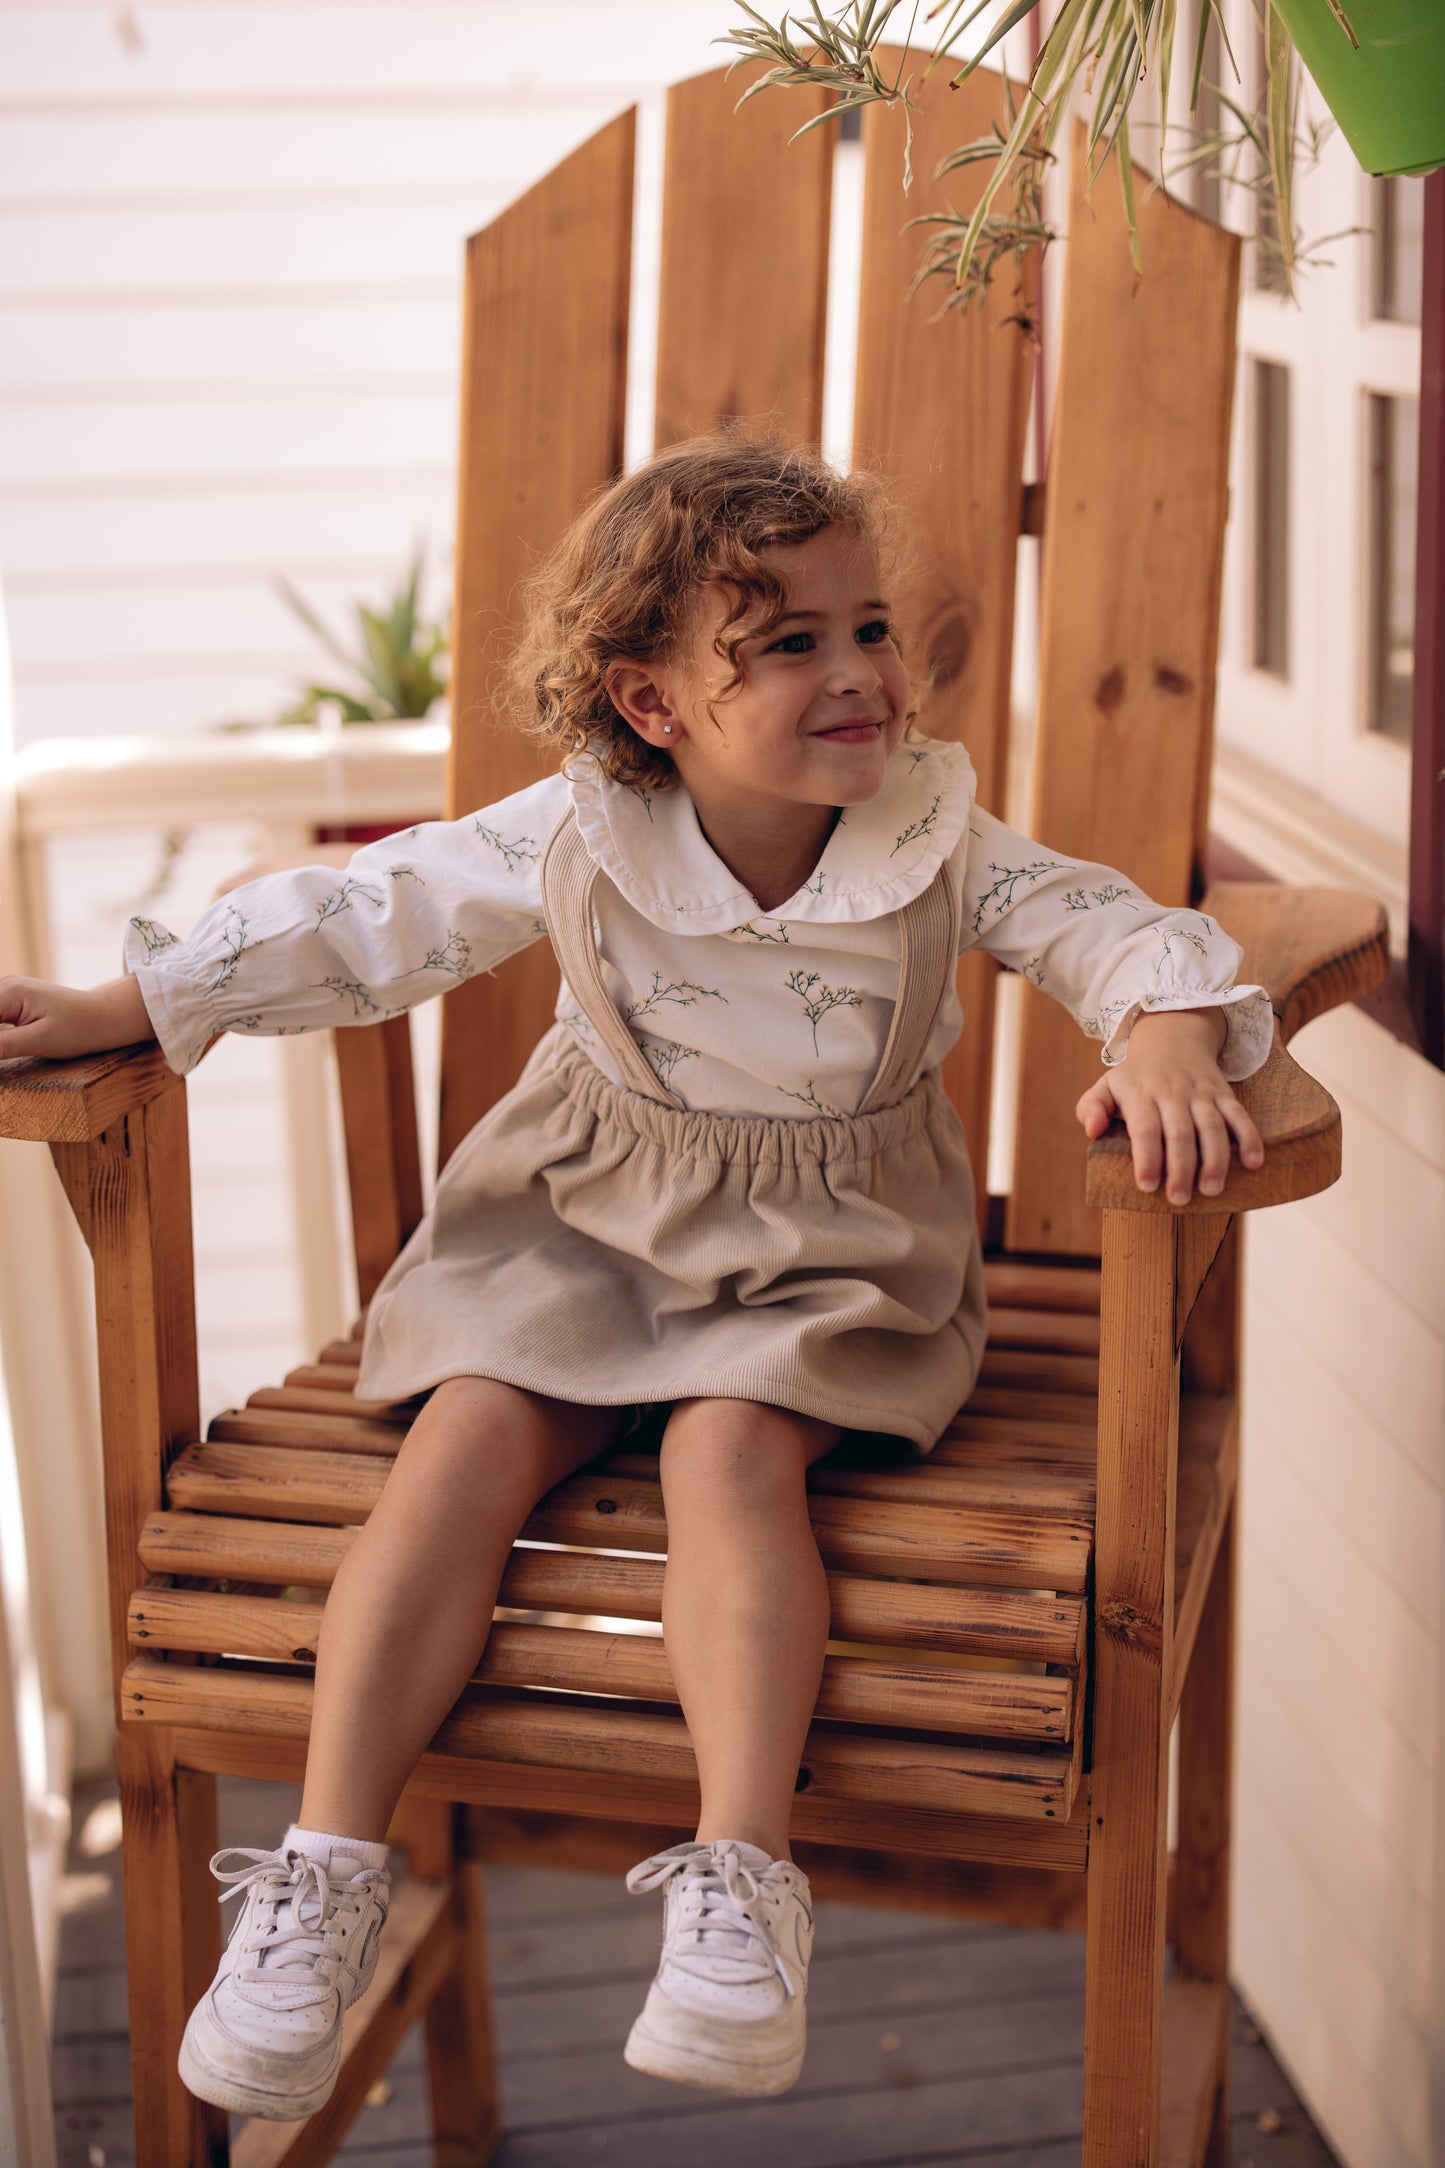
<box><xmin>127</xmin><ymin>729</ymin><xmax>1272</xmax><ymax>1116</ymax></box>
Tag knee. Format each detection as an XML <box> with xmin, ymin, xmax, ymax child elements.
<box><xmin>659</xmin><ymin>1400</ymin><xmax>832</xmax><ymax>1514</ymax></box>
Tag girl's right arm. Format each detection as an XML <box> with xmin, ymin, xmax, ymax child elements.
<box><xmin>0</xmin><ymin>972</ymin><xmax>154</xmax><ymax>1063</ymax></box>
<box><xmin>2</xmin><ymin>772</ymin><xmax>571</xmax><ymax>1077</ymax></box>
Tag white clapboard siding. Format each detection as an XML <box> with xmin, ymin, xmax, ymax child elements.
<box><xmin>3</xmin><ymin>478</ymin><xmax>453</xmax><ymax>581</ymax></box>
<box><xmin>1234</xmin><ymin>1002</ymin><xmax>1445</xmax><ymax>2168</ymax></box>
<box><xmin>0</xmin><ymin>0</ymin><xmax>734</xmax><ymax>753</ymax></box>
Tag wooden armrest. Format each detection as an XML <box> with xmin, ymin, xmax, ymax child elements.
<box><xmin>1085</xmin><ymin>1030</ymin><xmax>1338</xmax><ymax>1215</ymax></box>
<box><xmin>1199</xmin><ymin>882</ymin><xmax>1388</xmax><ymax>1041</ymax></box>
<box><xmin>0</xmin><ymin>1042</ymin><xmax>174</xmax><ymax>1144</ymax></box>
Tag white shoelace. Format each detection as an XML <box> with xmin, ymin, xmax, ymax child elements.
<box><xmin>626</xmin><ymin>1841</ymin><xmax>798</xmax><ymax>1997</ymax></box>
<box><xmin>209</xmin><ymin>1845</ymin><xmax>383</xmax><ymax>2003</ymax></box>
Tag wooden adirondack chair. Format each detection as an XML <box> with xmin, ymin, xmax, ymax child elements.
<box><xmin>0</xmin><ymin>61</ymin><xmax>1390</xmax><ymax>2168</ymax></box>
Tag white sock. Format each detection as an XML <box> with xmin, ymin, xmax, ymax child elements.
<box><xmin>283</xmin><ymin>1823</ymin><xmax>390</xmax><ymax>1871</ymax></box>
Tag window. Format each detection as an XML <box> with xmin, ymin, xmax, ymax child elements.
<box><xmin>1365</xmin><ymin>393</ymin><xmax>1418</xmax><ymax>744</ymax></box>
<box><xmin>1371</xmin><ymin>176</ymin><xmax>1425</xmax><ymax>326</ymax></box>
<box><xmin>1250</xmin><ymin>359</ymin><xmax>1290</xmax><ymax>677</ymax></box>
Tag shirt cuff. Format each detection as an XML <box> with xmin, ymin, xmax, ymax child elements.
<box><xmin>1099</xmin><ymin>984</ymin><xmax>1274</xmax><ymax>1082</ymax></box>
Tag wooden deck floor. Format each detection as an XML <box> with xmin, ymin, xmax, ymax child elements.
<box><xmin>52</xmin><ymin>1774</ymin><xmax>1340</xmax><ymax>2168</ymax></box>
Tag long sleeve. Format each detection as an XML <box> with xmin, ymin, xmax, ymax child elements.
<box><xmin>125</xmin><ymin>773</ymin><xmax>570</xmax><ymax>1074</ymax></box>
<box><xmin>958</xmin><ymin>806</ymin><xmax>1273</xmax><ymax>1081</ymax></box>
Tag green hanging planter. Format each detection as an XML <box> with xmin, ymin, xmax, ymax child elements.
<box><xmin>1271</xmin><ymin>0</ymin><xmax>1445</xmax><ymax>177</ymax></box>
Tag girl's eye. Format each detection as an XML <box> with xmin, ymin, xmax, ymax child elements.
<box><xmin>766</xmin><ymin>630</ymin><xmax>815</xmax><ymax>655</ymax></box>
<box><xmin>856</xmin><ymin>619</ymin><xmax>893</xmax><ymax>645</ymax></box>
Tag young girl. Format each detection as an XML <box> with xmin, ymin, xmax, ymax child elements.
<box><xmin>0</xmin><ymin>437</ymin><xmax>1270</xmax><ymax>2117</ymax></box>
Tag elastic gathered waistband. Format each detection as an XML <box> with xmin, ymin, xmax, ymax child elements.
<box><xmin>546</xmin><ymin>1034</ymin><xmax>947</xmax><ymax>1166</ymax></box>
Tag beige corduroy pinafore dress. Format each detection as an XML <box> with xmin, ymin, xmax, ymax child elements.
<box><xmin>358</xmin><ymin>812</ymin><xmax>988</xmax><ymax>1450</ymax></box>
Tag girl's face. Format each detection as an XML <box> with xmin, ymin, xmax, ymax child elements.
<box><xmin>609</xmin><ymin>524</ymin><xmax>911</xmax><ymax>818</ymax></box>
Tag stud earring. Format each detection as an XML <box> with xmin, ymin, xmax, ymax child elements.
<box><xmin>662</xmin><ymin>724</ymin><xmax>674</xmax><ymax>735</ymax></box>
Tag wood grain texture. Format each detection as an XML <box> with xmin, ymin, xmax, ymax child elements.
<box><xmin>135</xmin><ymin>1512</ymin><xmax>1085</xmax><ymax>1664</ymax></box>
<box><xmin>1200</xmin><ymin>881</ymin><xmax>1390</xmax><ymax>1039</ymax></box>
<box><xmin>438</xmin><ymin>107</ymin><xmax>634</xmax><ymax>1169</ymax></box>
<box><xmin>1083</xmin><ymin>1209</ymin><xmax>1179</xmax><ymax>2166</ymax></box>
<box><xmin>1008</xmin><ymin>131</ymin><xmax>1242</xmax><ymax>1256</ymax></box>
<box><xmin>1158</xmin><ymin>1976</ymin><xmax>1231</xmax><ymax>2168</ymax></box>
<box><xmin>0</xmin><ymin>1039</ymin><xmax>171</xmax><ymax>1142</ymax></box>
<box><xmin>1085</xmin><ymin>1033</ymin><xmax>1341</xmax><ymax>1214</ymax></box>
<box><xmin>1168</xmin><ymin>1398</ymin><xmax>1238</xmax><ymax>1730</ymax></box>
<box><xmin>163</xmin><ymin>1444</ymin><xmax>1093</xmax><ymax>1592</ymax></box>
<box><xmin>124</xmin><ymin>1660</ymin><xmax>1075</xmax><ymax>1824</ymax></box>
<box><xmin>126</xmin><ymin>1597</ymin><xmax>1077</xmax><ymax>1744</ymax></box>
<box><xmin>654</xmin><ymin>66</ymin><xmax>831</xmax><ymax>447</ymax></box>
<box><xmin>854</xmin><ymin>56</ymin><xmax>1036</xmax><ymax>1199</ymax></box>
<box><xmin>333</xmin><ymin>1014</ymin><xmax>423</xmax><ymax>1307</ymax></box>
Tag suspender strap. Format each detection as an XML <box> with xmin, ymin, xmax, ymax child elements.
<box><xmin>855</xmin><ymin>866</ymin><xmax>961</xmax><ymax>1115</ymax></box>
<box><xmin>541</xmin><ymin>813</ymin><xmax>684</xmax><ymax>1107</ymax></box>
<box><xmin>541</xmin><ymin>807</ymin><xmax>959</xmax><ymax>1116</ymax></box>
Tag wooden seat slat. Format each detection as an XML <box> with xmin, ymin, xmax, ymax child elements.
<box><xmin>601</xmin><ymin>1448</ymin><xmax>1096</xmax><ymax>1519</ymax></box>
<box><xmin>249</xmin><ymin>1386</ymin><xmax>414</xmax><ymax>1422</ymax></box>
<box><xmin>165</xmin><ymin>1447</ymin><xmax>1093</xmax><ymax>1592</ymax></box>
<box><xmin>983</xmin><ymin>1261</ymin><xmax>1101</xmax><ymax>1313</ymax></box>
<box><xmin>126</xmin><ymin>1597</ymin><xmax>1075</xmax><ymax>1742</ymax></box>
<box><xmin>136</xmin><ymin>1513</ymin><xmax>1086</xmax><ymax>1662</ymax></box>
<box><xmin>210</xmin><ymin>1408</ymin><xmax>404</xmax><ymax>1455</ymax></box>
<box><xmin>120</xmin><ymin>1659</ymin><xmax>1076</xmax><ymax>1821</ymax></box>
<box><xmin>986</xmin><ymin>1306</ymin><xmax>1102</xmax><ymax>1355</ymax></box>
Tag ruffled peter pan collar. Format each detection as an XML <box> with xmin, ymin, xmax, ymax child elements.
<box><xmin>566</xmin><ymin>726</ymin><xmax>977</xmax><ymax>934</ymax></box>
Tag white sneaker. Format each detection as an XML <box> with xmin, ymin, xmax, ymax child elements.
<box><xmin>623</xmin><ymin>1839</ymin><xmax>813</xmax><ymax>2096</ymax></box>
<box><xmin>177</xmin><ymin>1843</ymin><xmax>391</xmax><ymax>2120</ymax></box>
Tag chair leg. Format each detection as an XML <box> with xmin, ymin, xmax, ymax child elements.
<box><xmin>1176</xmin><ymin>1498</ymin><xmax>1237</xmax><ymax>2167</ymax></box>
<box><xmin>1082</xmin><ymin>1696</ymin><xmax>1171</xmax><ymax>2168</ymax></box>
<box><xmin>397</xmin><ymin>1797</ymin><xmax>504</xmax><ymax>2167</ymax></box>
<box><xmin>118</xmin><ymin>1730</ymin><xmax>229</xmax><ymax>2167</ymax></box>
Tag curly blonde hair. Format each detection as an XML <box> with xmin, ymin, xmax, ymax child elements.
<box><xmin>507</xmin><ymin>435</ymin><xmax>898</xmax><ymax>792</ymax></box>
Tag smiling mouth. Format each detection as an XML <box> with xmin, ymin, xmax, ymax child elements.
<box><xmin>813</xmin><ymin>718</ymin><xmax>885</xmax><ymax>742</ymax></box>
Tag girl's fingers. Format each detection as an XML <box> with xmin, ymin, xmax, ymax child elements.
<box><xmin>1074</xmin><ymin>1075</ymin><xmax>1120</xmax><ymax>1138</ymax></box>
<box><xmin>1160</xmin><ymin>1109</ymin><xmax>1198</xmax><ymax>1205</ymax></box>
<box><xmin>1126</xmin><ymin>1101</ymin><xmax>1164</xmax><ymax>1192</ymax></box>
<box><xmin>1192</xmin><ymin>1099</ymin><xmax>1233</xmax><ymax>1196</ymax></box>
<box><xmin>1219</xmin><ymin>1090</ymin><xmax>1265</xmax><ymax>1170</ymax></box>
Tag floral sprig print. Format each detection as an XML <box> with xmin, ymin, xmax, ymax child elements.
<box><xmin>779</xmin><ymin>1078</ymin><xmax>843</xmax><ymax>1116</ymax></box>
<box><xmin>313</xmin><ymin>975</ymin><xmax>383</xmax><ymax>1018</ymax></box>
<box><xmin>625</xmin><ymin>784</ymin><xmax>655</xmax><ymax>823</ymax></box>
<box><xmin>1061</xmin><ymin>881</ymin><xmax>1140</xmax><ymax>914</ymax></box>
<box><xmin>625</xmin><ymin>972</ymin><xmax>729</xmax><ymax>1023</ymax></box>
<box><xmin>206</xmin><ymin>907</ymin><xmax>252</xmax><ymax>994</ymax></box>
<box><xmin>315</xmin><ymin>876</ymin><xmax>385</xmax><ymax>927</ymax></box>
<box><xmin>801</xmin><ymin>869</ymin><xmax>825</xmax><ymax>898</ymax></box>
<box><xmin>730</xmin><ymin>919</ymin><xmax>792</xmax><ymax>944</ymax></box>
<box><xmin>1076</xmin><ymin>996</ymin><xmax>1132</xmax><ymax>1041</ymax></box>
<box><xmin>412</xmin><ymin>931</ymin><xmax>473</xmax><ymax>980</ymax></box>
<box><xmin>642</xmin><ymin>1038</ymin><xmax>697</xmax><ymax>1089</ymax></box>
<box><xmin>891</xmin><ymin>792</ymin><xmax>942</xmax><ymax>858</ymax></box>
<box><xmin>727</xmin><ymin>919</ymin><xmax>797</xmax><ymax>945</ymax></box>
<box><xmin>473</xmin><ymin>821</ymin><xmax>540</xmax><ymax>873</ymax></box>
<box><xmin>907</xmin><ymin>746</ymin><xmax>932</xmax><ymax>772</ymax></box>
<box><xmin>129</xmin><ymin>916</ymin><xmax>179</xmax><ymax>959</ymax></box>
<box><xmin>387</xmin><ymin>864</ymin><xmax>424</xmax><ymax>887</ymax></box>
<box><xmin>230</xmin><ymin>1013</ymin><xmax>265</xmax><ymax>1031</ymax></box>
<box><xmin>785</xmin><ymin>969</ymin><xmax>862</xmax><ymax>1053</ymax></box>
<box><xmin>1156</xmin><ymin>925</ymin><xmax>1208</xmax><ymax>972</ymax></box>
<box><xmin>1018</xmin><ymin>955</ymin><xmax>1045</xmax><ymax>988</ymax></box>
<box><xmin>969</xmin><ymin>859</ymin><xmax>1068</xmax><ymax>934</ymax></box>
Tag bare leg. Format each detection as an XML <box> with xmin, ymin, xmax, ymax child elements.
<box><xmin>659</xmin><ymin>1398</ymin><xmax>838</xmax><ymax>1861</ymax></box>
<box><xmin>301</xmin><ymin>1376</ymin><xmax>622</xmax><ymax>1840</ymax></box>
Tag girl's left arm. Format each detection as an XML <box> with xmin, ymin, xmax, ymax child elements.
<box><xmin>959</xmin><ymin>806</ymin><xmax>1272</xmax><ymax>1203</ymax></box>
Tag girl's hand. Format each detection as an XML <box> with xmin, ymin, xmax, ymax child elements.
<box><xmin>1074</xmin><ymin>1008</ymin><xmax>1264</xmax><ymax>1205</ymax></box>
<box><xmin>0</xmin><ymin>974</ymin><xmax>154</xmax><ymax>1064</ymax></box>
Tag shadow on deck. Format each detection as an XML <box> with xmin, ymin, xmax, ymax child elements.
<box><xmin>51</xmin><ymin>1774</ymin><xmax>1339</xmax><ymax>2168</ymax></box>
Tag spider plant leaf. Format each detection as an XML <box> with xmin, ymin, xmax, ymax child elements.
<box><xmin>1188</xmin><ymin>0</ymin><xmax>1212</xmax><ymax>108</ymax></box>
<box><xmin>1116</xmin><ymin>106</ymin><xmax>1143</xmax><ymax>273</ymax></box>
<box><xmin>1156</xmin><ymin>0</ymin><xmax>1175</xmax><ymax>156</ymax></box>
<box><xmin>949</xmin><ymin>0</ymin><xmax>1046</xmax><ymax>80</ymax></box>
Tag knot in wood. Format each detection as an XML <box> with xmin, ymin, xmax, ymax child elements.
<box><xmin>594</xmin><ymin>1497</ymin><xmax>618</xmax><ymax>1515</ymax></box>
<box><xmin>1093</xmin><ymin>666</ymin><xmax>1126</xmax><ymax>712</ymax></box>
<box><xmin>1095</xmin><ymin>1597</ymin><xmax>1162</xmax><ymax>1654</ymax></box>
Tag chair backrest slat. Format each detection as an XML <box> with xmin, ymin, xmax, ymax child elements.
<box><xmin>655</xmin><ymin>69</ymin><xmax>832</xmax><ymax>447</ymax></box>
<box><xmin>853</xmin><ymin>57</ymin><xmax>1036</xmax><ymax>1198</ymax></box>
<box><xmin>439</xmin><ymin>111</ymin><xmax>636</xmax><ymax>1169</ymax></box>
<box><xmin>1006</xmin><ymin>130</ymin><xmax>1240</xmax><ymax>1257</ymax></box>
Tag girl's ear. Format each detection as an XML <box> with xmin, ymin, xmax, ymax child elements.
<box><xmin>604</xmin><ymin>661</ymin><xmax>684</xmax><ymax>748</ymax></box>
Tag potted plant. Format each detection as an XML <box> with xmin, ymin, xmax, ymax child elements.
<box><xmin>722</xmin><ymin>0</ymin><xmax>1444</xmax><ymax>303</ymax></box>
